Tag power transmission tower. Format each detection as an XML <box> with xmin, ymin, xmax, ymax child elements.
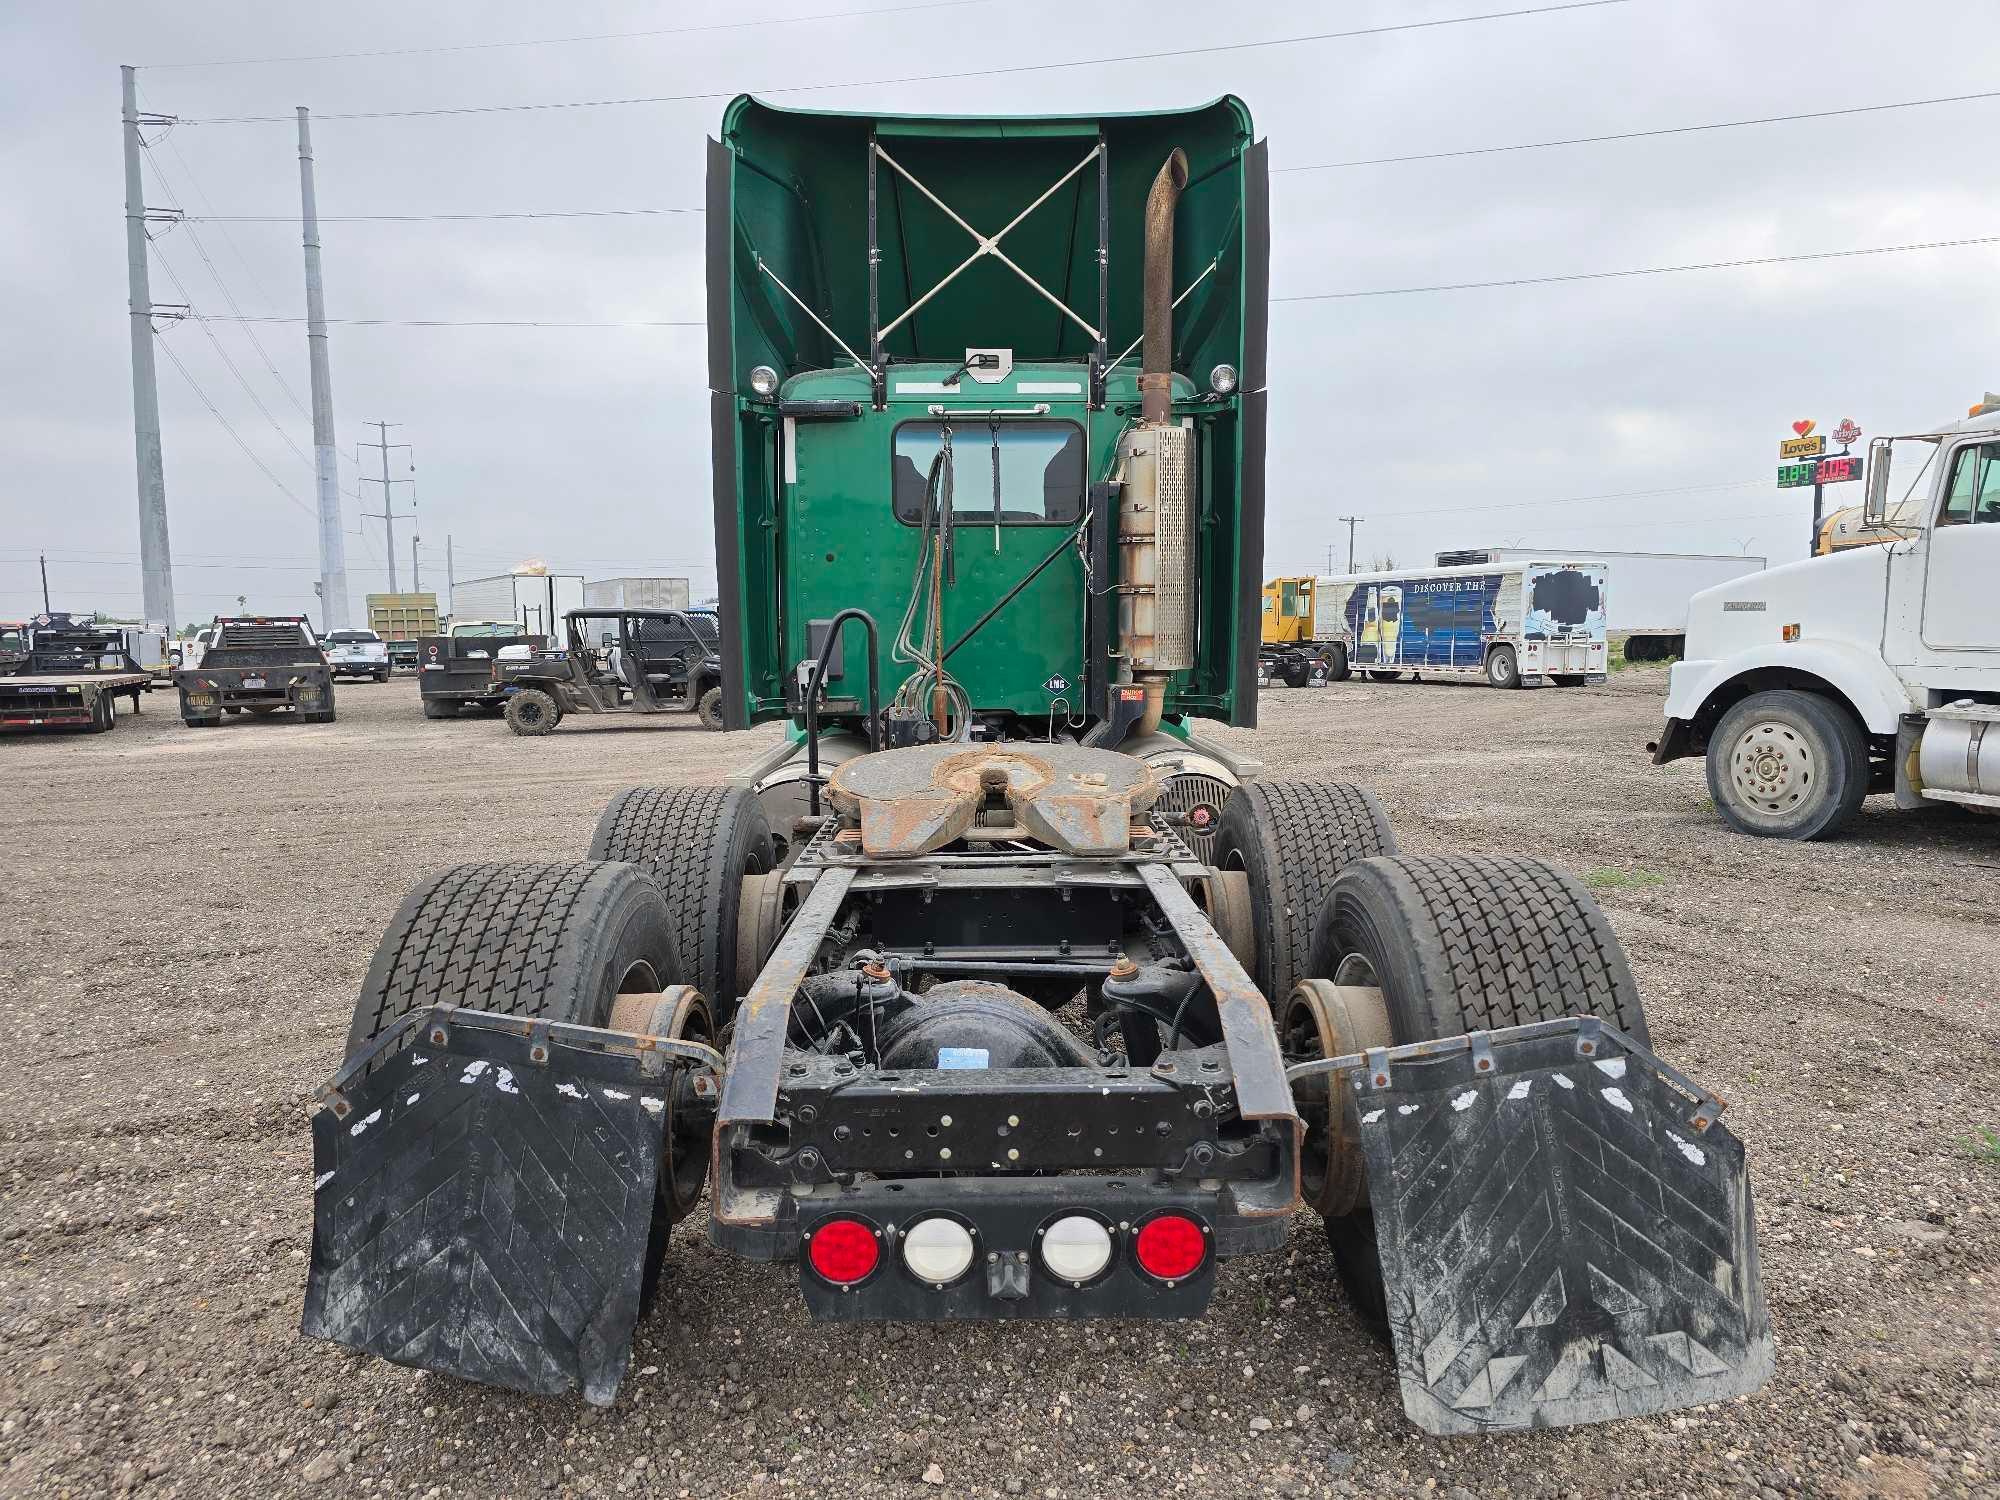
<box><xmin>121</xmin><ymin>66</ymin><xmax>176</xmax><ymax>629</ymax></box>
<box><xmin>358</xmin><ymin>421</ymin><xmax>414</xmax><ymax>591</ymax></box>
<box><xmin>297</xmin><ymin>107</ymin><xmax>351</xmax><ymax>629</ymax></box>
<box><xmin>1337</xmin><ymin>515</ymin><xmax>1362</xmax><ymax>573</ymax></box>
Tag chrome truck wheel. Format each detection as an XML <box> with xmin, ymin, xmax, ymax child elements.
<box><xmin>1706</xmin><ymin>688</ymin><xmax>1867</xmax><ymax>840</ymax></box>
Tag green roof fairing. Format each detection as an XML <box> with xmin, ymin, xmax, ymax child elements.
<box><xmin>715</xmin><ymin>95</ymin><xmax>1255</xmax><ymax>384</ymax></box>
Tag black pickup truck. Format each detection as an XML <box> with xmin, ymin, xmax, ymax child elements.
<box><xmin>174</xmin><ymin>616</ymin><xmax>335</xmax><ymax>727</ymax></box>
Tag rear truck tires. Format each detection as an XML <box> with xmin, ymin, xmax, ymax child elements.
<box><xmin>347</xmin><ymin>860</ymin><xmax>680</xmax><ymax>1062</ymax></box>
<box><xmin>1365</xmin><ymin>670</ymin><xmax>1403</xmax><ymax>683</ymax></box>
<box><xmin>1706</xmin><ymin>688</ymin><xmax>1868</xmax><ymax>841</ymax></box>
<box><xmin>1551</xmin><ymin>673</ymin><xmax>1586</xmax><ymax>687</ymax></box>
<box><xmin>1485</xmin><ymin>644</ymin><xmax>1521</xmax><ymax>689</ymax></box>
<box><xmin>89</xmin><ymin>693</ymin><xmax>115</xmax><ymax>733</ymax></box>
<box><xmin>248</xmin><ymin>705</ymin><xmax>281</xmax><ymax>716</ymax></box>
<box><xmin>1303</xmin><ymin>853</ymin><xmax>1652</xmax><ymax>1330</ymax></box>
<box><xmin>375</xmin><ymin>670</ymin><xmax>390</xmax><ymax>683</ymax></box>
<box><xmin>344</xmin><ymin>860</ymin><xmax>689</xmax><ymax>1308</ymax></box>
<box><xmin>1321</xmin><ymin>647</ymin><xmax>1351</xmax><ymax>682</ymax></box>
<box><xmin>1279</xmin><ymin>657</ymin><xmax>1310</xmax><ymax>689</ymax></box>
<box><xmin>505</xmin><ymin>687</ymin><xmax>561</xmax><ymax>736</ymax></box>
<box><xmin>589</xmin><ymin>785</ymin><xmax>776</xmax><ymax>1017</ymax></box>
<box><xmin>696</xmin><ymin>685</ymin><xmax>725</xmax><ymax>731</ymax></box>
<box><xmin>420</xmin><ymin>697</ymin><xmax>458</xmax><ymax>719</ymax></box>
<box><xmin>1210</xmin><ymin>781</ymin><xmax>1398</xmax><ymax>1009</ymax></box>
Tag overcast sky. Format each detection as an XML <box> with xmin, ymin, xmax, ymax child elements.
<box><xmin>4</xmin><ymin>0</ymin><xmax>1996</xmax><ymax>626</ymax></box>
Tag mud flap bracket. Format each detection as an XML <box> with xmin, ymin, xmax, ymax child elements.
<box><xmin>303</xmin><ymin>1006</ymin><xmax>688</xmax><ymax>1406</ymax></box>
<box><xmin>1332</xmin><ymin>1018</ymin><xmax>1772</xmax><ymax>1433</ymax></box>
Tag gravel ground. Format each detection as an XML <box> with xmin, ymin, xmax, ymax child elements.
<box><xmin>2</xmin><ymin>670</ymin><xmax>1995</xmax><ymax>1500</ymax></box>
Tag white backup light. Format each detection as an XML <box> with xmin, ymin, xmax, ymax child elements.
<box><xmin>749</xmin><ymin>364</ymin><xmax>780</xmax><ymax>397</ymax></box>
<box><xmin>901</xmin><ymin>1217</ymin><xmax>975</xmax><ymax>1284</ymax></box>
<box><xmin>1039</xmin><ymin>1214</ymin><xmax>1113</xmax><ymax>1282</ymax></box>
<box><xmin>1208</xmin><ymin>363</ymin><xmax>1238</xmax><ymax>395</ymax></box>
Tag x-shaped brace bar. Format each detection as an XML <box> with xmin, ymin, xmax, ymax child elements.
<box><xmin>874</xmin><ymin>142</ymin><xmax>1104</xmax><ymax>345</ymax></box>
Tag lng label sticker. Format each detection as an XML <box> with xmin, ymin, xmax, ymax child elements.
<box><xmin>1042</xmin><ymin>674</ymin><xmax>1070</xmax><ymax>695</ymax></box>
<box><xmin>937</xmin><ymin>1048</ymin><xmax>991</xmax><ymax>1069</ymax></box>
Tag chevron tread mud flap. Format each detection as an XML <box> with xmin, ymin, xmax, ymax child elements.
<box><xmin>302</xmin><ymin>1007</ymin><xmax>671</xmax><ymax>1406</ymax></box>
<box><xmin>1351</xmin><ymin>1017</ymin><xmax>1772</xmax><ymax>1434</ymax></box>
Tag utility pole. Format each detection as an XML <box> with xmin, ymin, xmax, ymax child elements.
<box><xmin>358</xmin><ymin>420</ymin><xmax>413</xmax><ymax>592</ymax></box>
<box><xmin>122</xmin><ymin>65</ymin><xmax>175</xmax><ymax>630</ymax></box>
<box><xmin>411</xmin><ymin>534</ymin><xmax>421</xmax><ymax>592</ymax></box>
<box><xmin>446</xmin><ymin>533</ymin><xmax>454</xmax><ymax>613</ymax></box>
<box><xmin>297</xmin><ymin>107</ymin><xmax>351</xmax><ymax>630</ymax></box>
<box><xmin>39</xmin><ymin>553</ymin><xmax>51</xmax><ymax>613</ymax></box>
<box><xmin>1337</xmin><ymin>515</ymin><xmax>1362</xmax><ymax>573</ymax></box>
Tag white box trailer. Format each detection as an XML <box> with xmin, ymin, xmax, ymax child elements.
<box><xmin>1437</xmin><ymin>548</ymin><xmax>1766</xmax><ymax>660</ymax></box>
<box><xmin>585</xmin><ymin>576</ymin><xmax>691</xmax><ymax>611</ymax></box>
<box><xmin>449</xmin><ymin>573</ymin><xmax>585</xmax><ymax>641</ymax></box>
<box><xmin>1284</xmin><ymin>558</ymin><xmax>1609</xmax><ymax>689</ymax></box>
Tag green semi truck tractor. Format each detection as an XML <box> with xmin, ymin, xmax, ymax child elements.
<box><xmin>303</xmin><ymin>96</ymin><xmax>1771</xmax><ymax>1436</ymax></box>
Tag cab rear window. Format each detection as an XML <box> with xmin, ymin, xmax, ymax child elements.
<box><xmin>892</xmin><ymin>420</ymin><xmax>1085</xmax><ymax>526</ymax></box>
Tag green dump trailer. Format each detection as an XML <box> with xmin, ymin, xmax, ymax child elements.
<box><xmin>303</xmin><ymin>96</ymin><xmax>1770</xmax><ymax>1436</ymax></box>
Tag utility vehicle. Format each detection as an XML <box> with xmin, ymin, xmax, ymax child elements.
<box><xmin>1653</xmin><ymin>397</ymin><xmax>2000</xmax><ymax>837</ymax></box>
<box><xmin>495</xmin><ymin>606</ymin><xmax>725</xmax><ymax>734</ymax></box>
<box><xmin>304</xmin><ymin>97</ymin><xmax>1769</xmax><ymax>1436</ymax></box>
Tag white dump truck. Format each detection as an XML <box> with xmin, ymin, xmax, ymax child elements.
<box><xmin>1651</xmin><ymin>399</ymin><xmax>2000</xmax><ymax>837</ymax></box>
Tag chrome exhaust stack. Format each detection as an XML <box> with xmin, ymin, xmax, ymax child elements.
<box><xmin>1117</xmin><ymin>148</ymin><xmax>1195</xmax><ymax>738</ymax></box>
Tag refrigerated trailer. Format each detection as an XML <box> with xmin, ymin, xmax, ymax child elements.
<box><xmin>1264</xmin><ymin>560</ymin><xmax>1609</xmax><ymax>688</ymax></box>
<box><xmin>1438</xmin><ymin>548</ymin><xmax>1765</xmax><ymax>661</ymax></box>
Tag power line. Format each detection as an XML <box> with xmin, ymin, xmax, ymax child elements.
<box><xmin>1277</xmin><ymin>87</ymin><xmax>2000</xmax><ymax>172</ymax></box>
<box><xmin>1358</xmin><ymin>479</ymin><xmax>1768</xmax><ymax>522</ymax></box>
<box><xmin>1275</xmin><ymin>234</ymin><xmax>2000</xmax><ymax>301</ymax></box>
<box><xmin>175</xmin><ymin>2</ymin><xmax>1637</xmax><ymax>124</ymax></box>
<box><xmin>139</xmin><ymin>0</ymin><xmax>1005</xmax><ymax>69</ymax></box>
<box><xmin>139</xmin><ymin>134</ymin><xmax>315</xmax><ymax>422</ymax></box>
<box><xmin>180</xmin><ymin>229</ymin><xmax>2000</xmax><ymax>328</ymax></box>
<box><xmin>148</xmin><ymin>245</ymin><xmax>316</xmax><ymax>473</ymax></box>
<box><xmin>163</xmin><ymin>85</ymin><xmax>2000</xmax><ymax>226</ymax></box>
<box><xmin>153</xmin><ymin>337</ymin><xmax>317</xmax><ymax>517</ymax></box>
<box><xmin>191</xmin><ymin>312</ymin><xmax>702</xmax><ymax>328</ymax></box>
<box><xmin>182</xmin><ymin>206</ymin><xmax>701</xmax><ymax>223</ymax></box>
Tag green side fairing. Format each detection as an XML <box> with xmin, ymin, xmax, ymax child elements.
<box><xmin>707</xmin><ymin>95</ymin><xmax>1267</xmax><ymax>732</ymax></box>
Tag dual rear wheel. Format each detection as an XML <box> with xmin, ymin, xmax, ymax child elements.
<box><xmin>342</xmin><ymin>786</ymin><xmax>779</xmax><ymax>1304</ymax></box>
<box><xmin>1217</xmin><ymin>779</ymin><xmax>1652</xmax><ymax>1330</ymax></box>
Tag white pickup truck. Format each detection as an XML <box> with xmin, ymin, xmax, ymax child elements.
<box><xmin>1652</xmin><ymin>399</ymin><xmax>2000</xmax><ymax>837</ymax></box>
<box><xmin>321</xmin><ymin>628</ymin><xmax>391</xmax><ymax>682</ymax></box>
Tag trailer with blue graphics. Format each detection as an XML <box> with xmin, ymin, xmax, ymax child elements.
<box><xmin>1305</xmin><ymin>559</ymin><xmax>1609</xmax><ymax>689</ymax></box>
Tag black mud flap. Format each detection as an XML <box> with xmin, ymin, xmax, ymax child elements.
<box><xmin>1352</xmin><ymin>1018</ymin><xmax>1772</xmax><ymax>1434</ymax></box>
<box><xmin>302</xmin><ymin>1007</ymin><xmax>671</xmax><ymax>1407</ymax></box>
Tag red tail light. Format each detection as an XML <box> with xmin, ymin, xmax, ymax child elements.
<box><xmin>805</xmin><ymin>1218</ymin><xmax>880</xmax><ymax>1285</ymax></box>
<box><xmin>1133</xmin><ymin>1213</ymin><xmax>1208</xmax><ymax>1281</ymax></box>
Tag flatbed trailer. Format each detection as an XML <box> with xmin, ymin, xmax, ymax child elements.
<box><xmin>0</xmin><ymin>668</ymin><xmax>151</xmax><ymax>733</ymax></box>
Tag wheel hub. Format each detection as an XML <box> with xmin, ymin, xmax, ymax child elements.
<box><xmin>1729</xmin><ymin>720</ymin><xmax>1812</xmax><ymax>813</ymax></box>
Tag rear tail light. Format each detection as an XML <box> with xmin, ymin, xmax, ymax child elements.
<box><xmin>1039</xmin><ymin>1215</ymin><xmax>1113</xmax><ymax>1284</ymax></box>
<box><xmin>805</xmin><ymin>1218</ymin><xmax>880</xmax><ymax>1285</ymax></box>
<box><xmin>900</xmin><ymin>1216</ymin><xmax>975</xmax><ymax>1285</ymax></box>
<box><xmin>1133</xmin><ymin>1213</ymin><xmax>1208</xmax><ymax>1282</ymax></box>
